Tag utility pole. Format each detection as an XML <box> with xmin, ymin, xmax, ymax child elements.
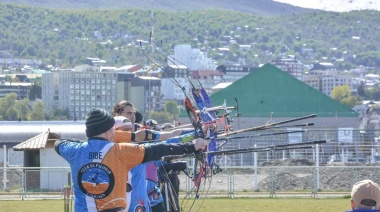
<box><xmin>150</xmin><ymin>0</ymin><xmax>155</xmax><ymax>56</ymax></box>
<box><xmin>147</xmin><ymin>0</ymin><xmax>155</xmax><ymax>118</ymax></box>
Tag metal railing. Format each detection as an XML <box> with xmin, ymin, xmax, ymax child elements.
<box><xmin>1</xmin><ymin>165</ymin><xmax>379</xmax><ymax>200</ymax></box>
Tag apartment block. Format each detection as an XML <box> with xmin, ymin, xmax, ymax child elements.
<box><xmin>303</xmin><ymin>74</ymin><xmax>353</xmax><ymax>96</ymax></box>
<box><xmin>216</xmin><ymin>64</ymin><xmax>258</xmax><ymax>82</ymax></box>
<box><xmin>303</xmin><ymin>62</ymin><xmax>353</xmax><ymax>96</ymax></box>
<box><xmin>0</xmin><ymin>81</ymin><xmax>31</xmax><ymax>99</ymax></box>
<box><xmin>42</xmin><ymin>68</ymin><xmax>164</xmax><ymax>119</ymax></box>
<box><xmin>270</xmin><ymin>57</ymin><xmax>304</xmax><ymax>80</ymax></box>
<box><xmin>189</xmin><ymin>70</ymin><xmax>224</xmax><ymax>95</ymax></box>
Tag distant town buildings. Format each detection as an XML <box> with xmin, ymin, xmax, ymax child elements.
<box><xmin>269</xmin><ymin>57</ymin><xmax>353</xmax><ymax>96</ymax></box>
<box><xmin>0</xmin><ymin>58</ymin><xmax>42</xmax><ymax>69</ymax></box>
<box><xmin>0</xmin><ymin>46</ymin><xmax>369</xmax><ymax>120</ymax></box>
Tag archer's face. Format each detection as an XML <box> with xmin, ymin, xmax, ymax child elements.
<box><xmin>119</xmin><ymin>105</ymin><xmax>136</xmax><ymax>127</ymax></box>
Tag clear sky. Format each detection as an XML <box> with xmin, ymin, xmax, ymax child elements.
<box><xmin>273</xmin><ymin>0</ymin><xmax>380</xmax><ymax>12</ymax></box>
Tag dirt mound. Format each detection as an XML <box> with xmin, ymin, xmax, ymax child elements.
<box><xmin>260</xmin><ymin>158</ymin><xmax>314</xmax><ymax>166</ymax></box>
<box><xmin>259</xmin><ymin>171</ymin><xmax>313</xmax><ymax>190</ymax></box>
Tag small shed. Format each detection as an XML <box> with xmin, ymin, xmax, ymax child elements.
<box><xmin>13</xmin><ymin>130</ymin><xmax>62</xmax><ymax>190</ymax></box>
<box><xmin>0</xmin><ymin>121</ymin><xmax>87</xmax><ymax>191</ymax></box>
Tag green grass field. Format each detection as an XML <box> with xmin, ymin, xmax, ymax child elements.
<box><xmin>1</xmin><ymin>198</ymin><xmax>350</xmax><ymax>212</ymax></box>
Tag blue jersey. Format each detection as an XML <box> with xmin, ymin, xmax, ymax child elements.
<box><xmin>146</xmin><ymin>162</ymin><xmax>164</xmax><ymax>207</ymax></box>
<box><xmin>55</xmin><ymin>138</ymin><xmax>145</xmax><ymax>212</ymax></box>
<box><xmin>127</xmin><ymin>163</ymin><xmax>150</xmax><ymax>212</ymax></box>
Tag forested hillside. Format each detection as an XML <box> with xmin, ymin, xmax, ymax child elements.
<box><xmin>0</xmin><ymin>4</ymin><xmax>379</xmax><ymax>69</ymax></box>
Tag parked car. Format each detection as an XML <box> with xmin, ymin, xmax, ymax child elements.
<box><xmin>328</xmin><ymin>154</ymin><xmax>341</xmax><ymax>162</ymax></box>
<box><xmin>347</xmin><ymin>157</ymin><xmax>367</xmax><ymax>164</ymax></box>
<box><xmin>375</xmin><ymin>156</ymin><xmax>380</xmax><ymax>163</ymax></box>
<box><xmin>356</xmin><ymin>158</ymin><xmax>367</xmax><ymax>164</ymax></box>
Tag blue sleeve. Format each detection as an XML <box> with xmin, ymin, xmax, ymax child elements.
<box><xmin>54</xmin><ymin>139</ymin><xmax>82</xmax><ymax>163</ymax></box>
<box><xmin>165</xmin><ymin>132</ymin><xmax>195</xmax><ymax>144</ymax></box>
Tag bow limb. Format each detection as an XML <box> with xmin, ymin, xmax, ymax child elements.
<box><xmin>217</xmin><ymin>129</ymin><xmax>307</xmax><ymax>149</ymax></box>
<box><xmin>162</xmin><ymin>140</ymin><xmax>327</xmax><ymax>161</ymax></box>
<box><xmin>218</xmin><ymin>114</ymin><xmax>317</xmax><ymax>139</ymax></box>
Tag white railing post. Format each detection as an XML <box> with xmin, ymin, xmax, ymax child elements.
<box><xmin>21</xmin><ymin>170</ymin><xmax>25</xmax><ymax>200</ymax></box>
<box><xmin>3</xmin><ymin>145</ymin><xmax>6</xmax><ymax>191</ymax></box>
<box><xmin>315</xmin><ymin>144</ymin><xmax>320</xmax><ymax>192</ymax></box>
<box><xmin>254</xmin><ymin>144</ymin><xmax>258</xmax><ymax>191</ymax></box>
<box><xmin>228</xmin><ymin>169</ymin><xmax>234</xmax><ymax>198</ymax></box>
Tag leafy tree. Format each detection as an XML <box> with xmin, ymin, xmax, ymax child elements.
<box><xmin>28</xmin><ymin>100</ymin><xmax>45</xmax><ymax>120</ymax></box>
<box><xmin>165</xmin><ymin>100</ymin><xmax>179</xmax><ymax>121</ymax></box>
<box><xmin>0</xmin><ymin>92</ymin><xmax>17</xmax><ymax>120</ymax></box>
<box><xmin>28</xmin><ymin>83</ymin><xmax>42</xmax><ymax>100</ymax></box>
<box><xmin>365</xmin><ymin>87</ymin><xmax>380</xmax><ymax>101</ymax></box>
<box><xmin>331</xmin><ymin>85</ymin><xmax>351</xmax><ymax>101</ymax></box>
<box><xmin>356</xmin><ymin>82</ymin><xmax>366</xmax><ymax>98</ymax></box>
<box><xmin>14</xmin><ymin>98</ymin><xmax>31</xmax><ymax>120</ymax></box>
<box><xmin>331</xmin><ymin>84</ymin><xmax>359</xmax><ymax>107</ymax></box>
<box><xmin>49</xmin><ymin>108</ymin><xmax>70</xmax><ymax>120</ymax></box>
<box><xmin>340</xmin><ymin>96</ymin><xmax>360</xmax><ymax>107</ymax></box>
<box><xmin>4</xmin><ymin>106</ymin><xmax>18</xmax><ymax>121</ymax></box>
<box><xmin>149</xmin><ymin>111</ymin><xmax>171</xmax><ymax>124</ymax></box>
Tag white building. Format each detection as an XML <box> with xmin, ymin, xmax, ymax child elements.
<box><xmin>169</xmin><ymin>44</ymin><xmax>216</xmax><ymax>70</ymax></box>
<box><xmin>161</xmin><ymin>65</ymin><xmax>191</xmax><ymax>105</ymax></box>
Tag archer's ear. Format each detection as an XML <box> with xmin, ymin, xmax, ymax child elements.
<box><xmin>351</xmin><ymin>199</ymin><xmax>355</xmax><ymax>209</ymax></box>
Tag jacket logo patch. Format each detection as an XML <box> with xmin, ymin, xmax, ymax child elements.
<box><xmin>78</xmin><ymin>162</ymin><xmax>115</xmax><ymax>199</ymax></box>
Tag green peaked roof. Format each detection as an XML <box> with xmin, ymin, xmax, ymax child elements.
<box><xmin>210</xmin><ymin>63</ymin><xmax>358</xmax><ymax>117</ymax></box>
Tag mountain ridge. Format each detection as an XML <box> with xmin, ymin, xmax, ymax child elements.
<box><xmin>1</xmin><ymin>0</ymin><xmax>317</xmax><ymax>16</ymax></box>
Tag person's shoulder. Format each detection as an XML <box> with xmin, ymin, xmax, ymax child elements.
<box><xmin>115</xmin><ymin>142</ymin><xmax>139</xmax><ymax>147</ymax></box>
<box><xmin>63</xmin><ymin>138</ymin><xmax>85</xmax><ymax>142</ymax></box>
<box><xmin>115</xmin><ymin>130</ymin><xmax>132</xmax><ymax>135</ymax></box>
<box><xmin>55</xmin><ymin>138</ymin><xmax>85</xmax><ymax>144</ymax></box>
<box><xmin>114</xmin><ymin>130</ymin><xmax>132</xmax><ymax>143</ymax></box>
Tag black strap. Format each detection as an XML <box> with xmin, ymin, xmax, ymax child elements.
<box><xmin>144</xmin><ymin>129</ymin><xmax>150</xmax><ymax>141</ymax></box>
<box><xmin>131</xmin><ymin>133</ymin><xmax>136</xmax><ymax>142</ymax></box>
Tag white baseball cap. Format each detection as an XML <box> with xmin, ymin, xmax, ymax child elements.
<box><xmin>114</xmin><ymin>116</ymin><xmax>132</xmax><ymax>129</ymax></box>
